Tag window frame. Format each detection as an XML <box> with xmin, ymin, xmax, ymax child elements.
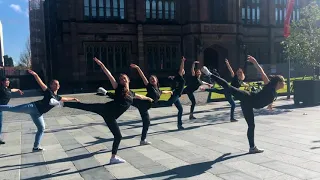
<box><xmin>83</xmin><ymin>0</ymin><xmax>127</xmax><ymax>21</ymax></box>
<box><xmin>242</xmin><ymin>0</ymin><xmax>261</xmax><ymax>25</ymax></box>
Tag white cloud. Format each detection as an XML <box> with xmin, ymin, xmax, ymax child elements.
<box><xmin>10</xmin><ymin>4</ymin><xmax>22</xmax><ymax>13</ymax></box>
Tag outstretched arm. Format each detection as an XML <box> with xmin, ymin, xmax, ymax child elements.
<box><xmin>225</xmin><ymin>59</ymin><xmax>235</xmax><ymax>77</ymax></box>
<box><xmin>61</xmin><ymin>97</ymin><xmax>80</xmax><ymax>102</ymax></box>
<box><xmin>191</xmin><ymin>61</ymin><xmax>199</xmax><ymax>76</ymax></box>
<box><xmin>130</xmin><ymin>64</ymin><xmax>148</xmax><ymax>86</ymax></box>
<box><xmin>178</xmin><ymin>56</ymin><xmax>186</xmax><ymax>76</ymax></box>
<box><xmin>28</xmin><ymin>70</ymin><xmax>48</xmax><ymax>91</ymax></box>
<box><xmin>11</xmin><ymin>88</ymin><xmax>24</xmax><ymax>95</ymax></box>
<box><xmin>93</xmin><ymin>57</ymin><xmax>118</xmax><ymax>89</ymax></box>
<box><xmin>247</xmin><ymin>55</ymin><xmax>269</xmax><ymax>84</ymax></box>
<box><xmin>134</xmin><ymin>94</ymin><xmax>153</xmax><ymax>102</ymax></box>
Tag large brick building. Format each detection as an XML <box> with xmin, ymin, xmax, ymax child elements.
<box><xmin>39</xmin><ymin>0</ymin><xmax>310</xmax><ymax>91</ymax></box>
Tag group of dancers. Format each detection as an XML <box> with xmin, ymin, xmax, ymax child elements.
<box><xmin>0</xmin><ymin>55</ymin><xmax>285</xmax><ymax>164</ymax></box>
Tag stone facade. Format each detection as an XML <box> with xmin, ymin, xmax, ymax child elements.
<box><xmin>41</xmin><ymin>0</ymin><xmax>312</xmax><ymax>90</ymax></box>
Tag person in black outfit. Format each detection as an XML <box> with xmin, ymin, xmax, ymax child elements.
<box><xmin>0</xmin><ymin>77</ymin><xmax>24</xmax><ymax>144</ymax></box>
<box><xmin>201</xmin><ymin>55</ymin><xmax>285</xmax><ymax>154</ymax></box>
<box><xmin>0</xmin><ymin>70</ymin><xmax>79</xmax><ymax>151</ymax></box>
<box><xmin>182</xmin><ymin>61</ymin><xmax>212</xmax><ymax>120</ymax></box>
<box><xmin>62</xmin><ymin>57</ymin><xmax>153</xmax><ymax>165</ymax></box>
<box><xmin>205</xmin><ymin>59</ymin><xmax>248</xmax><ymax>122</ymax></box>
<box><xmin>167</xmin><ymin>57</ymin><xmax>186</xmax><ymax>130</ymax></box>
<box><xmin>129</xmin><ymin>64</ymin><xmax>173</xmax><ymax>145</ymax></box>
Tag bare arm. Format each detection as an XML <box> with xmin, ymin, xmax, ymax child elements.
<box><xmin>178</xmin><ymin>56</ymin><xmax>186</xmax><ymax>76</ymax></box>
<box><xmin>201</xmin><ymin>81</ymin><xmax>213</xmax><ymax>88</ymax></box>
<box><xmin>27</xmin><ymin>70</ymin><xmax>48</xmax><ymax>91</ymax></box>
<box><xmin>191</xmin><ymin>61</ymin><xmax>199</xmax><ymax>76</ymax></box>
<box><xmin>93</xmin><ymin>57</ymin><xmax>118</xmax><ymax>89</ymax></box>
<box><xmin>247</xmin><ymin>55</ymin><xmax>270</xmax><ymax>84</ymax></box>
<box><xmin>130</xmin><ymin>64</ymin><xmax>148</xmax><ymax>86</ymax></box>
<box><xmin>60</xmin><ymin>97</ymin><xmax>80</xmax><ymax>102</ymax></box>
<box><xmin>225</xmin><ymin>59</ymin><xmax>235</xmax><ymax>77</ymax></box>
<box><xmin>11</xmin><ymin>88</ymin><xmax>24</xmax><ymax>95</ymax></box>
<box><xmin>162</xmin><ymin>90</ymin><xmax>173</xmax><ymax>95</ymax></box>
<box><xmin>134</xmin><ymin>93</ymin><xmax>153</xmax><ymax>102</ymax></box>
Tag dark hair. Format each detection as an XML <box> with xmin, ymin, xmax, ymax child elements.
<box><xmin>269</xmin><ymin>75</ymin><xmax>285</xmax><ymax>87</ymax></box>
<box><xmin>49</xmin><ymin>79</ymin><xmax>59</xmax><ymax>86</ymax></box>
<box><xmin>0</xmin><ymin>77</ymin><xmax>8</xmax><ymax>82</ymax></box>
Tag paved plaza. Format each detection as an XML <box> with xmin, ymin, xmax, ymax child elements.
<box><xmin>1</xmin><ymin>93</ymin><xmax>320</xmax><ymax>180</ymax></box>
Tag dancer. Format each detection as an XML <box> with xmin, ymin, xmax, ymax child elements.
<box><xmin>201</xmin><ymin>55</ymin><xmax>285</xmax><ymax>153</ymax></box>
<box><xmin>167</xmin><ymin>56</ymin><xmax>186</xmax><ymax>130</ymax></box>
<box><xmin>204</xmin><ymin>59</ymin><xmax>247</xmax><ymax>122</ymax></box>
<box><xmin>63</xmin><ymin>57</ymin><xmax>153</xmax><ymax>164</ymax></box>
<box><xmin>0</xmin><ymin>77</ymin><xmax>24</xmax><ymax>144</ymax></box>
<box><xmin>182</xmin><ymin>61</ymin><xmax>212</xmax><ymax>120</ymax></box>
<box><xmin>130</xmin><ymin>64</ymin><xmax>173</xmax><ymax>145</ymax></box>
<box><xmin>0</xmin><ymin>70</ymin><xmax>78</xmax><ymax>151</ymax></box>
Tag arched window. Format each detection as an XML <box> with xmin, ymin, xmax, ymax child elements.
<box><xmin>146</xmin><ymin>0</ymin><xmax>175</xmax><ymax>20</ymax></box>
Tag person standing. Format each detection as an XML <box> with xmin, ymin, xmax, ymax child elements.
<box><xmin>0</xmin><ymin>77</ymin><xmax>24</xmax><ymax>144</ymax></box>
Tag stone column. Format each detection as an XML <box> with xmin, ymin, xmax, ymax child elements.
<box><xmin>137</xmin><ymin>24</ymin><xmax>145</xmax><ymax>71</ymax></box>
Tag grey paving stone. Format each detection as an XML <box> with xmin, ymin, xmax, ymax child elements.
<box><xmin>261</xmin><ymin>161</ymin><xmax>320</xmax><ymax>179</ymax></box>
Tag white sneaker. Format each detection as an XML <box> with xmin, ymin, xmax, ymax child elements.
<box><xmin>49</xmin><ymin>98</ymin><xmax>63</xmax><ymax>107</ymax></box>
<box><xmin>110</xmin><ymin>157</ymin><xmax>126</xmax><ymax>164</ymax></box>
<box><xmin>249</xmin><ymin>146</ymin><xmax>264</xmax><ymax>154</ymax></box>
<box><xmin>201</xmin><ymin>66</ymin><xmax>212</xmax><ymax>76</ymax></box>
<box><xmin>140</xmin><ymin>140</ymin><xmax>152</xmax><ymax>145</ymax></box>
<box><xmin>97</xmin><ymin>87</ymin><xmax>108</xmax><ymax>95</ymax></box>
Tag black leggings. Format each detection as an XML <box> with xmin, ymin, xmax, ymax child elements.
<box><xmin>132</xmin><ymin>99</ymin><xmax>151</xmax><ymax>141</ymax></box>
<box><xmin>64</xmin><ymin>101</ymin><xmax>129</xmax><ymax>154</ymax></box>
<box><xmin>107</xmin><ymin>93</ymin><xmax>151</xmax><ymax>141</ymax></box>
<box><xmin>182</xmin><ymin>89</ymin><xmax>196</xmax><ymax>114</ymax></box>
<box><xmin>210</xmin><ymin>74</ymin><xmax>255</xmax><ymax>148</ymax></box>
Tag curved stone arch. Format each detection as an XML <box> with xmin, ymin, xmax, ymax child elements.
<box><xmin>203</xmin><ymin>44</ymin><xmax>229</xmax><ymax>75</ymax></box>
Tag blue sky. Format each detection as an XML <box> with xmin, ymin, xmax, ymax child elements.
<box><xmin>0</xmin><ymin>0</ymin><xmax>29</xmax><ymax>65</ymax></box>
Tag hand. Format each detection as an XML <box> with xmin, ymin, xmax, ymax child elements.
<box><xmin>147</xmin><ymin>97</ymin><xmax>154</xmax><ymax>102</ymax></box>
<box><xmin>247</xmin><ymin>55</ymin><xmax>257</xmax><ymax>64</ymax></box>
<box><xmin>18</xmin><ymin>90</ymin><xmax>24</xmax><ymax>95</ymax></box>
<box><xmin>208</xmin><ymin>84</ymin><xmax>213</xmax><ymax>88</ymax></box>
<box><xmin>193</xmin><ymin>61</ymin><xmax>199</xmax><ymax>64</ymax></box>
<box><xmin>225</xmin><ymin>59</ymin><xmax>229</xmax><ymax>63</ymax></box>
<box><xmin>93</xmin><ymin>57</ymin><xmax>103</xmax><ymax>66</ymax></box>
<box><xmin>200</xmin><ymin>87</ymin><xmax>206</xmax><ymax>91</ymax></box>
<box><xmin>27</xmin><ymin>69</ymin><xmax>37</xmax><ymax>76</ymax></box>
<box><xmin>73</xmin><ymin>98</ymin><xmax>80</xmax><ymax>102</ymax></box>
<box><xmin>169</xmin><ymin>91</ymin><xmax>173</xmax><ymax>95</ymax></box>
<box><xmin>130</xmin><ymin>64</ymin><xmax>139</xmax><ymax>69</ymax></box>
<box><xmin>182</xmin><ymin>56</ymin><xmax>186</xmax><ymax>61</ymax></box>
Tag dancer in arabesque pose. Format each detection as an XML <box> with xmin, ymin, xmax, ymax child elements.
<box><xmin>201</xmin><ymin>55</ymin><xmax>285</xmax><ymax>153</ymax></box>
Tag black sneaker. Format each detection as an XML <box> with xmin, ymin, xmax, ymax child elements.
<box><xmin>189</xmin><ymin>115</ymin><xmax>197</xmax><ymax>120</ymax></box>
<box><xmin>178</xmin><ymin>125</ymin><xmax>185</xmax><ymax>130</ymax></box>
<box><xmin>32</xmin><ymin>147</ymin><xmax>45</xmax><ymax>152</ymax></box>
<box><xmin>230</xmin><ymin>119</ymin><xmax>238</xmax><ymax>122</ymax></box>
<box><xmin>0</xmin><ymin>140</ymin><xmax>5</xmax><ymax>145</ymax></box>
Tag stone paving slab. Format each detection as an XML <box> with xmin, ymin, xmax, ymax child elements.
<box><xmin>0</xmin><ymin>95</ymin><xmax>320</xmax><ymax>179</ymax></box>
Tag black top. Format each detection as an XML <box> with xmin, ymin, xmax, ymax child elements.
<box><xmin>114</xmin><ymin>84</ymin><xmax>135</xmax><ymax>107</ymax></box>
<box><xmin>34</xmin><ymin>89</ymin><xmax>62</xmax><ymax>115</ymax></box>
<box><xmin>146</xmin><ymin>83</ymin><xmax>162</xmax><ymax>103</ymax></box>
<box><xmin>251</xmin><ymin>83</ymin><xmax>277</xmax><ymax>109</ymax></box>
<box><xmin>171</xmin><ymin>75</ymin><xmax>185</xmax><ymax>96</ymax></box>
<box><xmin>0</xmin><ymin>87</ymin><xmax>11</xmax><ymax>105</ymax></box>
<box><xmin>184</xmin><ymin>76</ymin><xmax>203</xmax><ymax>93</ymax></box>
<box><xmin>231</xmin><ymin>75</ymin><xmax>242</xmax><ymax>88</ymax></box>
